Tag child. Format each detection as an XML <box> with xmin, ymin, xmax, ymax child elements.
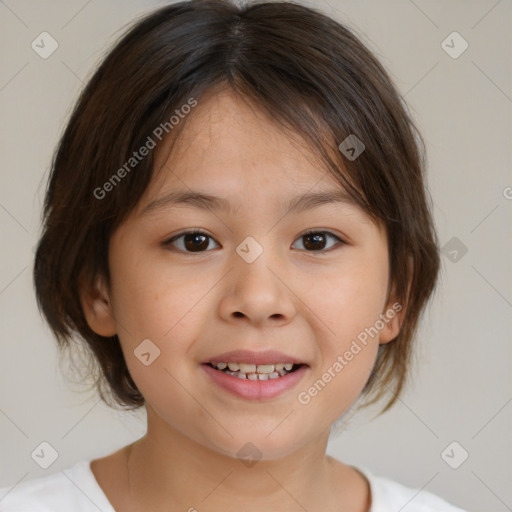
<box><xmin>0</xmin><ymin>0</ymin><xmax>467</xmax><ymax>510</ymax></box>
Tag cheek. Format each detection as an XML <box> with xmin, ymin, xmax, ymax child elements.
<box><xmin>109</xmin><ymin>246</ymin><xmax>213</xmax><ymax>340</ymax></box>
<box><xmin>107</xmin><ymin>252</ymin><xmax>218</xmax><ymax>404</ymax></box>
<box><xmin>108</xmin><ymin>252</ymin><xmax>211</xmax><ymax>423</ymax></box>
<box><xmin>307</xmin><ymin>260</ymin><xmax>389</xmax><ymax>347</ymax></box>
<box><xmin>293</xmin><ymin>263</ymin><xmax>386</xmax><ymax>413</ymax></box>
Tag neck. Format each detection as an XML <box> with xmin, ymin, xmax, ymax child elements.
<box><xmin>118</xmin><ymin>406</ymin><xmax>368</xmax><ymax>512</ymax></box>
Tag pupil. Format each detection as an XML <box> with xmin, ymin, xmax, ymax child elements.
<box><xmin>184</xmin><ymin>233</ymin><xmax>208</xmax><ymax>252</ymax></box>
<box><xmin>182</xmin><ymin>233</ymin><xmax>326</xmax><ymax>252</ymax></box>
<box><xmin>304</xmin><ymin>233</ymin><xmax>325</xmax><ymax>250</ymax></box>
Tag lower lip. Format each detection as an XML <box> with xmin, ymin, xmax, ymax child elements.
<box><xmin>201</xmin><ymin>364</ymin><xmax>308</xmax><ymax>400</ymax></box>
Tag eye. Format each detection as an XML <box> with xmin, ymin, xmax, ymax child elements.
<box><xmin>162</xmin><ymin>229</ymin><xmax>345</xmax><ymax>254</ymax></box>
<box><xmin>162</xmin><ymin>230</ymin><xmax>220</xmax><ymax>253</ymax></box>
<box><xmin>291</xmin><ymin>230</ymin><xmax>345</xmax><ymax>252</ymax></box>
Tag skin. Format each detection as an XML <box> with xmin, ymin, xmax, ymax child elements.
<box><xmin>81</xmin><ymin>86</ymin><xmax>408</xmax><ymax>512</ymax></box>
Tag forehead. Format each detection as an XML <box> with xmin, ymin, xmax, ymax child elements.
<box><xmin>136</xmin><ymin>88</ymin><xmax>378</xmax><ymax>229</ymax></box>
<box><xmin>151</xmin><ymin>88</ymin><xmax>330</xmax><ymax>185</ymax></box>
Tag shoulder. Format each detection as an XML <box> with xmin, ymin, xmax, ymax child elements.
<box><xmin>354</xmin><ymin>466</ymin><xmax>467</xmax><ymax>512</ymax></box>
<box><xmin>0</xmin><ymin>460</ymin><xmax>115</xmax><ymax>512</ymax></box>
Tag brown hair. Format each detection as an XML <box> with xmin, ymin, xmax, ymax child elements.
<box><xmin>34</xmin><ymin>0</ymin><xmax>440</xmax><ymax>413</ymax></box>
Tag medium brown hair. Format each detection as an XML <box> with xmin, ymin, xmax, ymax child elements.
<box><xmin>34</xmin><ymin>0</ymin><xmax>440</xmax><ymax>413</ymax></box>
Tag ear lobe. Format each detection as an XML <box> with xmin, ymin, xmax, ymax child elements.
<box><xmin>379</xmin><ymin>255</ymin><xmax>413</xmax><ymax>345</ymax></box>
<box><xmin>79</xmin><ymin>275</ymin><xmax>117</xmax><ymax>337</ymax></box>
<box><xmin>378</xmin><ymin>302</ymin><xmax>406</xmax><ymax>344</ymax></box>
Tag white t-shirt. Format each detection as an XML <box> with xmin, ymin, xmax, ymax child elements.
<box><xmin>0</xmin><ymin>460</ymin><xmax>466</xmax><ymax>512</ymax></box>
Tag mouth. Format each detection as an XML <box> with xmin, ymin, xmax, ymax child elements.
<box><xmin>204</xmin><ymin>361</ymin><xmax>304</xmax><ymax>380</ymax></box>
<box><xmin>201</xmin><ymin>350</ymin><xmax>309</xmax><ymax>400</ymax></box>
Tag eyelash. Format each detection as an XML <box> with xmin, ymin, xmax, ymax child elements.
<box><xmin>161</xmin><ymin>229</ymin><xmax>345</xmax><ymax>254</ymax></box>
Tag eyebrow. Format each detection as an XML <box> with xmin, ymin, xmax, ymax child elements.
<box><xmin>139</xmin><ymin>188</ymin><xmax>362</xmax><ymax>217</ymax></box>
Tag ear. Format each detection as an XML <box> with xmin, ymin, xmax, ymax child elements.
<box><xmin>379</xmin><ymin>255</ymin><xmax>413</xmax><ymax>345</ymax></box>
<box><xmin>79</xmin><ymin>274</ymin><xmax>117</xmax><ymax>337</ymax></box>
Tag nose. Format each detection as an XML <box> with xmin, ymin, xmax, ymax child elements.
<box><xmin>218</xmin><ymin>250</ymin><xmax>297</xmax><ymax>328</ymax></box>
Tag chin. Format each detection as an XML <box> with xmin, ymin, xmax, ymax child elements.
<box><xmin>202</xmin><ymin>426</ymin><xmax>312</xmax><ymax>463</ymax></box>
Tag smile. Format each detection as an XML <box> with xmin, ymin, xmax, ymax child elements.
<box><xmin>202</xmin><ymin>362</ymin><xmax>308</xmax><ymax>400</ymax></box>
<box><xmin>208</xmin><ymin>362</ymin><xmax>299</xmax><ymax>380</ymax></box>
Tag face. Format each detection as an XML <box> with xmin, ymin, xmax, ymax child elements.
<box><xmin>82</xmin><ymin>88</ymin><xmax>403</xmax><ymax>460</ymax></box>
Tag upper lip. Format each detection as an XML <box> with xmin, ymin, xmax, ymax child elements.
<box><xmin>203</xmin><ymin>350</ymin><xmax>307</xmax><ymax>366</ymax></box>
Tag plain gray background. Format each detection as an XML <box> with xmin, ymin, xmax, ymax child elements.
<box><xmin>0</xmin><ymin>1</ymin><xmax>510</xmax><ymax>510</ymax></box>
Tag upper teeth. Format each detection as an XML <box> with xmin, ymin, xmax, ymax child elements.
<box><xmin>215</xmin><ymin>362</ymin><xmax>294</xmax><ymax>373</ymax></box>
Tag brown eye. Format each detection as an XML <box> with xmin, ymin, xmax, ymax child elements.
<box><xmin>163</xmin><ymin>230</ymin><xmax>220</xmax><ymax>253</ymax></box>
<box><xmin>303</xmin><ymin>232</ymin><xmax>327</xmax><ymax>250</ymax></box>
<box><xmin>182</xmin><ymin>233</ymin><xmax>209</xmax><ymax>252</ymax></box>
<box><xmin>292</xmin><ymin>231</ymin><xmax>344</xmax><ymax>252</ymax></box>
